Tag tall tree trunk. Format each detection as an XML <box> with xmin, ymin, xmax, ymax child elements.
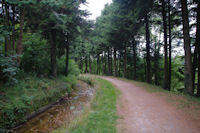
<box><xmin>1</xmin><ymin>2</ymin><xmax>4</xmax><ymax>55</ymax></box>
<box><xmin>114</xmin><ymin>48</ymin><xmax>117</xmax><ymax>76</ymax></box>
<box><xmin>79</xmin><ymin>60</ymin><xmax>83</xmax><ymax>73</ymax></box>
<box><xmin>181</xmin><ymin>0</ymin><xmax>194</xmax><ymax>94</ymax></box>
<box><xmin>107</xmin><ymin>47</ymin><xmax>110</xmax><ymax>75</ymax></box>
<box><xmin>118</xmin><ymin>51</ymin><xmax>121</xmax><ymax>77</ymax></box>
<box><xmin>192</xmin><ymin>1</ymin><xmax>200</xmax><ymax>92</ymax></box>
<box><xmin>124</xmin><ymin>46</ymin><xmax>127</xmax><ymax>78</ymax></box>
<box><xmin>104</xmin><ymin>52</ymin><xmax>107</xmax><ymax>74</ymax></box>
<box><xmin>100</xmin><ymin>54</ymin><xmax>103</xmax><ymax>74</ymax></box>
<box><xmin>198</xmin><ymin>55</ymin><xmax>200</xmax><ymax>96</ymax></box>
<box><xmin>85</xmin><ymin>56</ymin><xmax>88</xmax><ymax>73</ymax></box>
<box><xmin>99</xmin><ymin>55</ymin><xmax>101</xmax><ymax>74</ymax></box>
<box><xmin>154</xmin><ymin>41</ymin><xmax>160</xmax><ymax>85</ymax></box>
<box><xmin>193</xmin><ymin>41</ymin><xmax>198</xmax><ymax>89</ymax></box>
<box><xmin>145</xmin><ymin>13</ymin><xmax>151</xmax><ymax>83</ymax></box>
<box><xmin>198</xmin><ymin>58</ymin><xmax>200</xmax><ymax>96</ymax></box>
<box><xmin>12</xmin><ymin>5</ymin><xmax>15</xmax><ymax>50</ymax></box>
<box><xmin>75</xmin><ymin>57</ymin><xmax>78</xmax><ymax>62</ymax></box>
<box><xmin>65</xmin><ymin>43</ymin><xmax>69</xmax><ymax>76</ymax></box>
<box><xmin>168</xmin><ymin>0</ymin><xmax>172</xmax><ymax>91</ymax></box>
<box><xmin>97</xmin><ymin>55</ymin><xmax>99</xmax><ymax>74</ymax></box>
<box><xmin>161</xmin><ymin>0</ymin><xmax>169</xmax><ymax>90</ymax></box>
<box><xmin>89</xmin><ymin>56</ymin><xmax>92</xmax><ymax>73</ymax></box>
<box><xmin>110</xmin><ymin>48</ymin><xmax>113</xmax><ymax>76</ymax></box>
<box><xmin>132</xmin><ymin>39</ymin><xmax>137</xmax><ymax>80</ymax></box>
<box><xmin>4</xmin><ymin>1</ymin><xmax>11</xmax><ymax>53</ymax></box>
<box><xmin>16</xmin><ymin>7</ymin><xmax>25</xmax><ymax>62</ymax></box>
<box><xmin>196</xmin><ymin>2</ymin><xmax>200</xmax><ymax>96</ymax></box>
<box><xmin>50</xmin><ymin>29</ymin><xmax>57</xmax><ymax>78</ymax></box>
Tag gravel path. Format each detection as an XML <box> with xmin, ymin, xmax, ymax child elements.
<box><xmin>102</xmin><ymin>77</ymin><xmax>200</xmax><ymax>133</ymax></box>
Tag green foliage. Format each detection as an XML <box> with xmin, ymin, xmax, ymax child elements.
<box><xmin>21</xmin><ymin>33</ymin><xmax>50</xmax><ymax>75</ymax></box>
<box><xmin>171</xmin><ymin>57</ymin><xmax>184</xmax><ymax>92</ymax></box>
<box><xmin>57</xmin><ymin>58</ymin><xmax>80</xmax><ymax>76</ymax></box>
<box><xmin>0</xmin><ymin>74</ymin><xmax>78</xmax><ymax>131</ymax></box>
<box><xmin>0</xmin><ymin>53</ymin><xmax>19</xmax><ymax>85</ymax></box>
<box><xmin>60</xmin><ymin>75</ymin><xmax>77</xmax><ymax>93</ymax></box>
<box><xmin>78</xmin><ymin>75</ymin><xmax>95</xmax><ymax>86</ymax></box>
<box><xmin>66</xmin><ymin>78</ymin><xmax>118</xmax><ymax>133</ymax></box>
<box><xmin>68</xmin><ymin>60</ymin><xmax>80</xmax><ymax>76</ymax></box>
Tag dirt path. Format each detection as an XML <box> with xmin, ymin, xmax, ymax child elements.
<box><xmin>102</xmin><ymin>77</ymin><xmax>200</xmax><ymax>133</ymax></box>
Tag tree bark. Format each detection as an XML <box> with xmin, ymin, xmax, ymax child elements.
<box><xmin>79</xmin><ymin>60</ymin><xmax>83</xmax><ymax>73</ymax></box>
<box><xmin>50</xmin><ymin>29</ymin><xmax>57</xmax><ymax>78</ymax></box>
<box><xmin>161</xmin><ymin>0</ymin><xmax>169</xmax><ymax>90</ymax></box>
<box><xmin>12</xmin><ymin>5</ymin><xmax>16</xmax><ymax>50</ymax></box>
<box><xmin>196</xmin><ymin>2</ymin><xmax>200</xmax><ymax>96</ymax></box>
<box><xmin>132</xmin><ymin>39</ymin><xmax>137</xmax><ymax>80</ymax></box>
<box><xmin>181</xmin><ymin>0</ymin><xmax>194</xmax><ymax>94</ymax></box>
<box><xmin>89</xmin><ymin>56</ymin><xmax>92</xmax><ymax>73</ymax></box>
<box><xmin>198</xmin><ymin>55</ymin><xmax>200</xmax><ymax>96</ymax></box>
<box><xmin>103</xmin><ymin>52</ymin><xmax>107</xmax><ymax>74</ymax></box>
<box><xmin>100</xmin><ymin>54</ymin><xmax>103</xmax><ymax>74</ymax></box>
<box><xmin>110</xmin><ymin>48</ymin><xmax>113</xmax><ymax>76</ymax></box>
<box><xmin>124</xmin><ymin>46</ymin><xmax>127</xmax><ymax>78</ymax></box>
<box><xmin>97</xmin><ymin>55</ymin><xmax>99</xmax><ymax>74</ymax></box>
<box><xmin>192</xmin><ymin>1</ymin><xmax>200</xmax><ymax>92</ymax></box>
<box><xmin>154</xmin><ymin>40</ymin><xmax>160</xmax><ymax>85</ymax></box>
<box><xmin>114</xmin><ymin>48</ymin><xmax>117</xmax><ymax>76</ymax></box>
<box><xmin>193</xmin><ymin>42</ymin><xmax>198</xmax><ymax>89</ymax></box>
<box><xmin>99</xmin><ymin>55</ymin><xmax>101</xmax><ymax>74</ymax></box>
<box><xmin>145</xmin><ymin>13</ymin><xmax>151</xmax><ymax>83</ymax></box>
<box><xmin>3</xmin><ymin>1</ymin><xmax>11</xmax><ymax>53</ymax></box>
<box><xmin>107</xmin><ymin>47</ymin><xmax>111</xmax><ymax>75</ymax></box>
<box><xmin>118</xmin><ymin>51</ymin><xmax>121</xmax><ymax>77</ymax></box>
<box><xmin>168</xmin><ymin>0</ymin><xmax>172</xmax><ymax>91</ymax></box>
<box><xmin>16</xmin><ymin>7</ymin><xmax>25</xmax><ymax>62</ymax></box>
<box><xmin>65</xmin><ymin>43</ymin><xmax>69</xmax><ymax>76</ymax></box>
<box><xmin>85</xmin><ymin>56</ymin><xmax>88</xmax><ymax>73</ymax></box>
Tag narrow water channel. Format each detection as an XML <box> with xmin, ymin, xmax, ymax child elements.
<box><xmin>13</xmin><ymin>81</ymin><xmax>94</xmax><ymax>133</ymax></box>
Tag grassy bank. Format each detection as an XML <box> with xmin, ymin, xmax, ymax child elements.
<box><xmin>54</xmin><ymin>78</ymin><xmax>118</xmax><ymax>133</ymax></box>
<box><xmin>0</xmin><ymin>74</ymin><xmax>77</xmax><ymax>132</ymax></box>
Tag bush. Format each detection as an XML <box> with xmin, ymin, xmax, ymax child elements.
<box><xmin>57</xmin><ymin>57</ymin><xmax>80</xmax><ymax>76</ymax></box>
<box><xmin>0</xmin><ymin>76</ymin><xmax>75</xmax><ymax>131</ymax></box>
<box><xmin>21</xmin><ymin>33</ymin><xmax>50</xmax><ymax>75</ymax></box>
<box><xmin>68</xmin><ymin>60</ymin><xmax>80</xmax><ymax>76</ymax></box>
<box><xmin>78</xmin><ymin>75</ymin><xmax>94</xmax><ymax>86</ymax></box>
<box><xmin>60</xmin><ymin>74</ymin><xmax>78</xmax><ymax>93</ymax></box>
<box><xmin>171</xmin><ymin>57</ymin><xmax>184</xmax><ymax>92</ymax></box>
<box><xmin>0</xmin><ymin>53</ymin><xmax>19</xmax><ymax>85</ymax></box>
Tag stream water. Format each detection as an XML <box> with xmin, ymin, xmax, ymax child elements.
<box><xmin>13</xmin><ymin>81</ymin><xmax>94</xmax><ymax>133</ymax></box>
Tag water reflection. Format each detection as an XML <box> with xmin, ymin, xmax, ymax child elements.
<box><xmin>13</xmin><ymin>81</ymin><xmax>94</xmax><ymax>133</ymax></box>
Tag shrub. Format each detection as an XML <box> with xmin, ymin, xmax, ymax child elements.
<box><xmin>57</xmin><ymin>57</ymin><xmax>80</xmax><ymax>76</ymax></box>
<box><xmin>78</xmin><ymin>75</ymin><xmax>94</xmax><ymax>86</ymax></box>
<box><xmin>0</xmin><ymin>53</ymin><xmax>19</xmax><ymax>85</ymax></box>
<box><xmin>60</xmin><ymin>74</ymin><xmax>78</xmax><ymax>93</ymax></box>
<box><xmin>0</xmin><ymin>76</ymin><xmax>75</xmax><ymax>130</ymax></box>
<box><xmin>68</xmin><ymin>60</ymin><xmax>80</xmax><ymax>76</ymax></box>
<box><xmin>21</xmin><ymin>33</ymin><xmax>50</xmax><ymax>75</ymax></box>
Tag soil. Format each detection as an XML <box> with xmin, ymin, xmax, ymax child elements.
<box><xmin>102</xmin><ymin>77</ymin><xmax>200</xmax><ymax>133</ymax></box>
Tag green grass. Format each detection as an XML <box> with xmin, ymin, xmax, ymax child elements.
<box><xmin>116</xmin><ymin>77</ymin><xmax>165</xmax><ymax>93</ymax></box>
<box><xmin>78</xmin><ymin>75</ymin><xmax>95</xmax><ymax>87</ymax></box>
<box><xmin>119</xmin><ymin>77</ymin><xmax>200</xmax><ymax>100</ymax></box>
<box><xmin>54</xmin><ymin>78</ymin><xmax>119</xmax><ymax>133</ymax></box>
<box><xmin>0</xmin><ymin>74</ymin><xmax>77</xmax><ymax>131</ymax></box>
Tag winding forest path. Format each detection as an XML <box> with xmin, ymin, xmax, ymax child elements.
<box><xmin>102</xmin><ymin>77</ymin><xmax>200</xmax><ymax>133</ymax></box>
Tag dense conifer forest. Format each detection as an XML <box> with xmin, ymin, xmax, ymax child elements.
<box><xmin>0</xmin><ymin>0</ymin><xmax>200</xmax><ymax>132</ymax></box>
